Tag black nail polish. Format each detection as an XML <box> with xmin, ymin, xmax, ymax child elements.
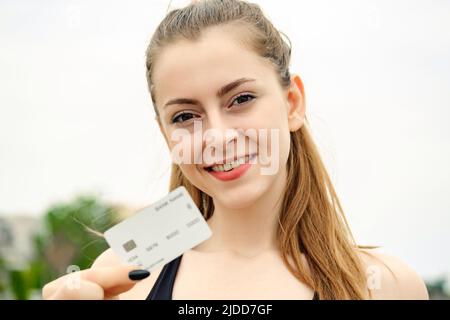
<box><xmin>128</xmin><ymin>269</ymin><xmax>150</xmax><ymax>280</ymax></box>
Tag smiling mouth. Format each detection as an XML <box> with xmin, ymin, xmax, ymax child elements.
<box><xmin>204</xmin><ymin>154</ymin><xmax>257</xmax><ymax>172</ymax></box>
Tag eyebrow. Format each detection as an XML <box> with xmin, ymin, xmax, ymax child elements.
<box><xmin>163</xmin><ymin>77</ymin><xmax>256</xmax><ymax>108</ymax></box>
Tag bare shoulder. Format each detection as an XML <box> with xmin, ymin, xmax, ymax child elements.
<box><xmin>91</xmin><ymin>248</ymin><xmax>164</xmax><ymax>300</ymax></box>
<box><xmin>357</xmin><ymin>248</ymin><xmax>429</xmax><ymax>300</ymax></box>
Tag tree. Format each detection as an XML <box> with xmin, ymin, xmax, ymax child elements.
<box><xmin>1</xmin><ymin>194</ymin><xmax>121</xmax><ymax>299</ymax></box>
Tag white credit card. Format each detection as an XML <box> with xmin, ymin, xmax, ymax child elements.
<box><xmin>104</xmin><ymin>186</ymin><xmax>212</xmax><ymax>272</ymax></box>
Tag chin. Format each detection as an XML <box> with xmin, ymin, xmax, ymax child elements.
<box><xmin>213</xmin><ymin>191</ymin><xmax>261</xmax><ymax>210</ymax></box>
<box><xmin>208</xmin><ymin>177</ymin><xmax>272</xmax><ymax>210</ymax></box>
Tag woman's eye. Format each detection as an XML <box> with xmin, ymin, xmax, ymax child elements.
<box><xmin>171</xmin><ymin>112</ymin><xmax>197</xmax><ymax>124</ymax></box>
<box><xmin>230</xmin><ymin>94</ymin><xmax>255</xmax><ymax>107</ymax></box>
<box><xmin>171</xmin><ymin>94</ymin><xmax>254</xmax><ymax>123</ymax></box>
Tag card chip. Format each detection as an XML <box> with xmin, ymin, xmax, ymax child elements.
<box><xmin>122</xmin><ymin>239</ymin><xmax>137</xmax><ymax>252</ymax></box>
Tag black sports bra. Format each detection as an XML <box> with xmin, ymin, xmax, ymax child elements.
<box><xmin>146</xmin><ymin>254</ymin><xmax>319</xmax><ymax>300</ymax></box>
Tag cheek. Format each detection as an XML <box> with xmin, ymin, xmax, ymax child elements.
<box><xmin>278</xmin><ymin>129</ymin><xmax>291</xmax><ymax>165</ymax></box>
<box><xmin>246</xmin><ymin>98</ymin><xmax>288</xmax><ymax>130</ymax></box>
<box><xmin>261</xmin><ymin>125</ymin><xmax>291</xmax><ymax>174</ymax></box>
<box><xmin>265</xmin><ymin>99</ymin><xmax>291</xmax><ymax>163</ymax></box>
<box><xmin>167</xmin><ymin>130</ymin><xmax>200</xmax><ymax>165</ymax></box>
<box><xmin>178</xmin><ymin>163</ymin><xmax>211</xmax><ymax>194</ymax></box>
<box><xmin>178</xmin><ymin>163</ymin><xmax>197</xmax><ymax>179</ymax></box>
<box><xmin>251</xmin><ymin>99</ymin><xmax>291</xmax><ymax>159</ymax></box>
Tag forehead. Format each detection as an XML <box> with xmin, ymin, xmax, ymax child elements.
<box><xmin>152</xmin><ymin>26</ymin><xmax>276</xmax><ymax>106</ymax></box>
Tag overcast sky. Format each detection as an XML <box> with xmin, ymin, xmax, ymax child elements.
<box><xmin>1</xmin><ymin>0</ymin><xmax>449</xmax><ymax>280</ymax></box>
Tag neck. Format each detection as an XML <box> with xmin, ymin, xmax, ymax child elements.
<box><xmin>195</xmin><ymin>168</ymin><xmax>287</xmax><ymax>258</ymax></box>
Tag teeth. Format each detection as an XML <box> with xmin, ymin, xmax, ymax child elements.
<box><xmin>210</xmin><ymin>155</ymin><xmax>250</xmax><ymax>172</ymax></box>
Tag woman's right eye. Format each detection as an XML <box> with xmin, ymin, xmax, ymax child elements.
<box><xmin>171</xmin><ymin>112</ymin><xmax>198</xmax><ymax>124</ymax></box>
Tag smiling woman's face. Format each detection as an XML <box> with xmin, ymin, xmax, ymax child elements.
<box><xmin>152</xmin><ymin>25</ymin><xmax>304</xmax><ymax>210</ymax></box>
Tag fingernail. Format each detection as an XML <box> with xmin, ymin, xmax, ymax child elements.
<box><xmin>128</xmin><ymin>269</ymin><xmax>150</xmax><ymax>281</ymax></box>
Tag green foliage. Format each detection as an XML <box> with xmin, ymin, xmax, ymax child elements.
<box><xmin>426</xmin><ymin>276</ymin><xmax>450</xmax><ymax>300</ymax></box>
<box><xmin>0</xmin><ymin>258</ymin><xmax>7</xmax><ymax>294</ymax></box>
<box><xmin>0</xmin><ymin>194</ymin><xmax>120</xmax><ymax>299</ymax></box>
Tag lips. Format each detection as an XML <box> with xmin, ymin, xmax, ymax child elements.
<box><xmin>203</xmin><ymin>153</ymin><xmax>257</xmax><ymax>171</ymax></box>
<box><xmin>203</xmin><ymin>154</ymin><xmax>257</xmax><ymax>182</ymax></box>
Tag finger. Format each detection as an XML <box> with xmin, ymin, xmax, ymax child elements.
<box><xmin>43</xmin><ymin>269</ymin><xmax>95</xmax><ymax>299</ymax></box>
<box><xmin>82</xmin><ymin>265</ymin><xmax>149</xmax><ymax>294</ymax></box>
<box><xmin>48</xmin><ymin>279</ymin><xmax>104</xmax><ymax>300</ymax></box>
<box><xmin>43</xmin><ymin>264</ymin><xmax>142</xmax><ymax>299</ymax></box>
<box><xmin>43</xmin><ymin>275</ymin><xmax>73</xmax><ymax>299</ymax></box>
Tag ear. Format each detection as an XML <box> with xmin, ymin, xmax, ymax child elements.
<box><xmin>285</xmin><ymin>74</ymin><xmax>306</xmax><ymax>132</ymax></box>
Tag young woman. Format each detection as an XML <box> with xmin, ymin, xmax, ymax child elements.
<box><xmin>42</xmin><ymin>0</ymin><xmax>429</xmax><ymax>300</ymax></box>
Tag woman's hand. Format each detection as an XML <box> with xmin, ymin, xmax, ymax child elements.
<box><xmin>42</xmin><ymin>265</ymin><xmax>150</xmax><ymax>300</ymax></box>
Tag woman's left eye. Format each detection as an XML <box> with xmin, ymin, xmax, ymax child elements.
<box><xmin>230</xmin><ymin>94</ymin><xmax>255</xmax><ymax>107</ymax></box>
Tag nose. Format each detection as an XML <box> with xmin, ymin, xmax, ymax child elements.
<box><xmin>204</xmin><ymin>108</ymin><xmax>230</xmax><ymax>132</ymax></box>
<box><xmin>203</xmin><ymin>109</ymin><xmax>240</xmax><ymax>158</ymax></box>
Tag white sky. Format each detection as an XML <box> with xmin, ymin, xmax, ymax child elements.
<box><xmin>1</xmin><ymin>0</ymin><xmax>449</xmax><ymax>280</ymax></box>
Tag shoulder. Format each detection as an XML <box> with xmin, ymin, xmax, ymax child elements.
<box><xmin>356</xmin><ymin>248</ymin><xmax>429</xmax><ymax>300</ymax></box>
<box><xmin>92</xmin><ymin>248</ymin><xmax>164</xmax><ymax>300</ymax></box>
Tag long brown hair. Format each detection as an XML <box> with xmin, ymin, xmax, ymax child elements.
<box><xmin>145</xmin><ymin>0</ymin><xmax>378</xmax><ymax>299</ymax></box>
